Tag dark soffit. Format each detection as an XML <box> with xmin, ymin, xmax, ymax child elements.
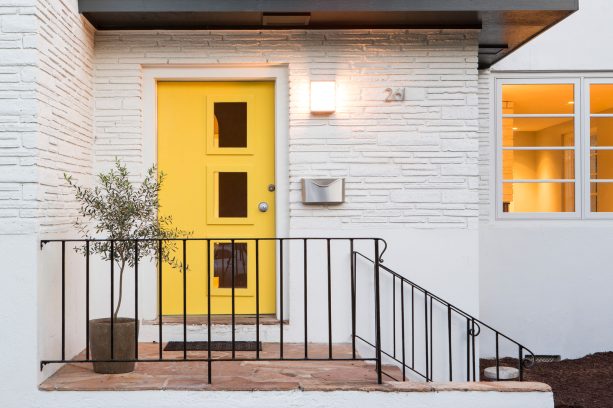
<box><xmin>78</xmin><ymin>0</ymin><xmax>579</xmax><ymax>68</ymax></box>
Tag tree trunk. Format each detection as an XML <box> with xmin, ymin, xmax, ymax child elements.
<box><xmin>113</xmin><ymin>259</ymin><xmax>126</xmax><ymax>320</ymax></box>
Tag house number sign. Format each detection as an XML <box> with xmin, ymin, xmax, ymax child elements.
<box><xmin>384</xmin><ymin>88</ymin><xmax>406</xmax><ymax>102</ymax></box>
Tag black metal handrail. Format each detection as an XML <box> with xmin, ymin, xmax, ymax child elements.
<box><xmin>39</xmin><ymin>237</ymin><xmax>388</xmax><ymax>384</ymax></box>
<box><xmin>352</xmin><ymin>251</ymin><xmax>535</xmax><ymax>382</ymax></box>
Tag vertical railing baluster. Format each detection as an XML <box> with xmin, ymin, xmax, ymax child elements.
<box><xmin>231</xmin><ymin>239</ymin><xmax>235</xmax><ymax>359</ymax></box>
<box><xmin>327</xmin><ymin>238</ymin><xmax>332</xmax><ymax>359</ymax></box>
<box><xmin>158</xmin><ymin>239</ymin><xmax>163</xmax><ymax>360</ymax></box>
<box><xmin>110</xmin><ymin>240</ymin><xmax>114</xmax><ymax>360</ymax></box>
<box><xmin>279</xmin><ymin>239</ymin><xmax>284</xmax><ymax>359</ymax></box>
<box><xmin>392</xmin><ymin>275</ymin><xmax>396</xmax><ymax>359</ymax></box>
<box><xmin>448</xmin><ymin>305</ymin><xmax>452</xmax><ymax>381</ymax></box>
<box><xmin>519</xmin><ymin>347</ymin><xmax>524</xmax><ymax>381</ymax></box>
<box><xmin>466</xmin><ymin>318</ymin><xmax>470</xmax><ymax>381</ymax></box>
<box><xmin>411</xmin><ymin>286</ymin><xmax>415</xmax><ymax>369</ymax></box>
<box><xmin>207</xmin><ymin>239</ymin><xmax>212</xmax><ymax>383</ymax></box>
<box><xmin>61</xmin><ymin>241</ymin><xmax>66</xmax><ymax>362</ymax></box>
<box><xmin>496</xmin><ymin>333</ymin><xmax>500</xmax><ymax>381</ymax></box>
<box><xmin>424</xmin><ymin>291</ymin><xmax>429</xmax><ymax>381</ymax></box>
<box><xmin>430</xmin><ymin>296</ymin><xmax>433</xmax><ymax>381</ymax></box>
<box><xmin>85</xmin><ymin>240</ymin><xmax>90</xmax><ymax>361</ymax></box>
<box><xmin>182</xmin><ymin>239</ymin><xmax>187</xmax><ymax>360</ymax></box>
<box><xmin>134</xmin><ymin>240</ymin><xmax>139</xmax><ymax>360</ymax></box>
<box><xmin>401</xmin><ymin>280</ymin><xmax>406</xmax><ymax>381</ymax></box>
<box><xmin>303</xmin><ymin>238</ymin><xmax>308</xmax><ymax>359</ymax></box>
<box><xmin>374</xmin><ymin>239</ymin><xmax>383</xmax><ymax>384</ymax></box>
<box><xmin>256</xmin><ymin>239</ymin><xmax>260</xmax><ymax>360</ymax></box>
<box><xmin>350</xmin><ymin>239</ymin><xmax>356</xmax><ymax>360</ymax></box>
<box><xmin>471</xmin><ymin>319</ymin><xmax>476</xmax><ymax>381</ymax></box>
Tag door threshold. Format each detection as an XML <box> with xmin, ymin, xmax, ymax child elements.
<box><xmin>144</xmin><ymin>314</ymin><xmax>288</xmax><ymax>326</ymax></box>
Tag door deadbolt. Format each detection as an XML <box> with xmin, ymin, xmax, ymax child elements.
<box><xmin>258</xmin><ymin>202</ymin><xmax>269</xmax><ymax>212</ymax></box>
<box><xmin>268</xmin><ymin>184</ymin><xmax>276</xmax><ymax>192</ymax></box>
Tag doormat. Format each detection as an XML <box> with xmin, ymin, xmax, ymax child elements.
<box><xmin>164</xmin><ymin>341</ymin><xmax>262</xmax><ymax>352</ymax></box>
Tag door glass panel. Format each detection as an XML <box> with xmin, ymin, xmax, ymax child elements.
<box><xmin>214</xmin><ymin>102</ymin><xmax>247</xmax><ymax>148</ymax></box>
<box><xmin>218</xmin><ymin>172</ymin><xmax>247</xmax><ymax>218</ymax></box>
<box><xmin>590</xmin><ymin>84</ymin><xmax>613</xmax><ymax>114</ymax></box>
<box><xmin>503</xmin><ymin>182</ymin><xmax>575</xmax><ymax>213</ymax></box>
<box><xmin>214</xmin><ymin>243</ymin><xmax>248</xmax><ymax>288</ymax></box>
<box><xmin>502</xmin><ymin>84</ymin><xmax>574</xmax><ymax>114</ymax></box>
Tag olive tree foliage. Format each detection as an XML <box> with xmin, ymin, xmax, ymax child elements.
<box><xmin>65</xmin><ymin>159</ymin><xmax>191</xmax><ymax>320</ymax></box>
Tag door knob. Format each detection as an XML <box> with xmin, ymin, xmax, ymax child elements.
<box><xmin>258</xmin><ymin>202</ymin><xmax>269</xmax><ymax>212</ymax></box>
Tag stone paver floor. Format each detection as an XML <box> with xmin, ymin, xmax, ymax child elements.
<box><xmin>40</xmin><ymin>342</ymin><xmax>405</xmax><ymax>391</ymax></box>
<box><xmin>40</xmin><ymin>342</ymin><xmax>550</xmax><ymax>393</ymax></box>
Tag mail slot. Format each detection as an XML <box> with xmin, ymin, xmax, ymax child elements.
<box><xmin>301</xmin><ymin>178</ymin><xmax>345</xmax><ymax>204</ymax></box>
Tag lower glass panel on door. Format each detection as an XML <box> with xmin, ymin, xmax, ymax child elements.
<box><xmin>214</xmin><ymin>242</ymin><xmax>248</xmax><ymax>289</ymax></box>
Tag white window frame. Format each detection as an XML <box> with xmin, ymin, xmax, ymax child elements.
<box><xmin>583</xmin><ymin>77</ymin><xmax>613</xmax><ymax>219</ymax></box>
<box><xmin>495</xmin><ymin>77</ymin><xmax>581</xmax><ymax>220</ymax></box>
<box><xmin>495</xmin><ymin>74</ymin><xmax>613</xmax><ymax>220</ymax></box>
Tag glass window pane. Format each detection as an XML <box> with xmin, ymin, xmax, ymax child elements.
<box><xmin>590</xmin><ymin>150</ymin><xmax>613</xmax><ymax>179</ymax></box>
<box><xmin>218</xmin><ymin>172</ymin><xmax>247</xmax><ymax>218</ymax></box>
<box><xmin>214</xmin><ymin>243</ymin><xmax>247</xmax><ymax>288</ymax></box>
<box><xmin>503</xmin><ymin>182</ymin><xmax>575</xmax><ymax>213</ymax></box>
<box><xmin>503</xmin><ymin>118</ymin><xmax>574</xmax><ymax>147</ymax></box>
<box><xmin>589</xmin><ymin>117</ymin><xmax>613</xmax><ymax>147</ymax></box>
<box><xmin>502</xmin><ymin>84</ymin><xmax>574</xmax><ymax>115</ymax></box>
<box><xmin>590</xmin><ymin>84</ymin><xmax>613</xmax><ymax>114</ymax></box>
<box><xmin>502</xmin><ymin>150</ymin><xmax>575</xmax><ymax>180</ymax></box>
<box><xmin>214</xmin><ymin>102</ymin><xmax>247</xmax><ymax>148</ymax></box>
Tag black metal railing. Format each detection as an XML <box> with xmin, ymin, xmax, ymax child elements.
<box><xmin>39</xmin><ymin>237</ymin><xmax>534</xmax><ymax>384</ymax></box>
<box><xmin>39</xmin><ymin>237</ymin><xmax>387</xmax><ymax>383</ymax></box>
<box><xmin>352</xmin><ymin>251</ymin><xmax>535</xmax><ymax>382</ymax></box>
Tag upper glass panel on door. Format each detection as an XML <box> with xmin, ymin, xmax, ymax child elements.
<box><xmin>207</xmin><ymin>95</ymin><xmax>255</xmax><ymax>155</ymax></box>
<box><xmin>214</xmin><ymin>102</ymin><xmax>247</xmax><ymax>148</ymax></box>
<box><xmin>502</xmin><ymin>84</ymin><xmax>574</xmax><ymax>114</ymax></box>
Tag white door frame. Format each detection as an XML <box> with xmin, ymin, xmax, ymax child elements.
<box><xmin>142</xmin><ymin>64</ymin><xmax>290</xmax><ymax>320</ymax></box>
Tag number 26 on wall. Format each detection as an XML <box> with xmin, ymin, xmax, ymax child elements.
<box><xmin>385</xmin><ymin>88</ymin><xmax>406</xmax><ymax>102</ymax></box>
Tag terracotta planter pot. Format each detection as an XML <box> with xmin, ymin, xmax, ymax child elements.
<box><xmin>89</xmin><ymin>317</ymin><xmax>139</xmax><ymax>374</ymax></box>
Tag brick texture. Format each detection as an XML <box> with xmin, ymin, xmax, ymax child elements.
<box><xmin>478</xmin><ymin>70</ymin><xmax>491</xmax><ymax>221</ymax></box>
<box><xmin>94</xmin><ymin>30</ymin><xmax>480</xmax><ymax>230</ymax></box>
<box><xmin>0</xmin><ymin>0</ymin><xmax>94</xmax><ymax>235</ymax></box>
<box><xmin>0</xmin><ymin>0</ymin><xmax>38</xmax><ymax>234</ymax></box>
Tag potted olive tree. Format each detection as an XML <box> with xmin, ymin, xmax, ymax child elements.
<box><xmin>65</xmin><ymin>159</ymin><xmax>189</xmax><ymax>374</ymax></box>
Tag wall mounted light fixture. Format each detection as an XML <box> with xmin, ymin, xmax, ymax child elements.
<box><xmin>310</xmin><ymin>80</ymin><xmax>336</xmax><ymax>114</ymax></box>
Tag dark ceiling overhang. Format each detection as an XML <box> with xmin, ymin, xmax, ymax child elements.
<box><xmin>78</xmin><ymin>0</ymin><xmax>578</xmax><ymax>68</ymax></box>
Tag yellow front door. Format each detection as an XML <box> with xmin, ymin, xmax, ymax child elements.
<box><xmin>157</xmin><ymin>81</ymin><xmax>276</xmax><ymax>315</ymax></box>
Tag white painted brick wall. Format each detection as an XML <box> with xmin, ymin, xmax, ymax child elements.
<box><xmin>94</xmin><ymin>29</ymin><xmax>480</xmax><ymax>230</ymax></box>
<box><xmin>35</xmin><ymin>0</ymin><xmax>94</xmax><ymax>234</ymax></box>
<box><xmin>477</xmin><ymin>70</ymin><xmax>491</xmax><ymax>221</ymax></box>
<box><xmin>0</xmin><ymin>0</ymin><xmax>38</xmax><ymax>234</ymax></box>
<box><xmin>0</xmin><ymin>0</ymin><xmax>94</xmax><ymax>235</ymax></box>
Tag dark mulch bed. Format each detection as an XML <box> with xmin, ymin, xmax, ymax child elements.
<box><xmin>481</xmin><ymin>352</ymin><xmax>613</xmax><ymax>408</ymax></box>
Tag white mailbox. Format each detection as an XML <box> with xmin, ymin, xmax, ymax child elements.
<box><xmin>301</xmin><ymin>178</ymin><xmax>345</xmax><ymax>205</ymax></box>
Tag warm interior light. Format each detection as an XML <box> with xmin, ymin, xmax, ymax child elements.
<box><xmin>568</xmin><ymin>101</ymin><xmax>575</xmax><ymax>105</ymax></box>
<box><xmin>310</xmin><ymin>81</ymin><xmax>336</xmax><ymax>113</ymax></box>
<box><xmin>512</xmin><ymin>127</ymin><xmax>519</xmax><ymax>131</ymax></box>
